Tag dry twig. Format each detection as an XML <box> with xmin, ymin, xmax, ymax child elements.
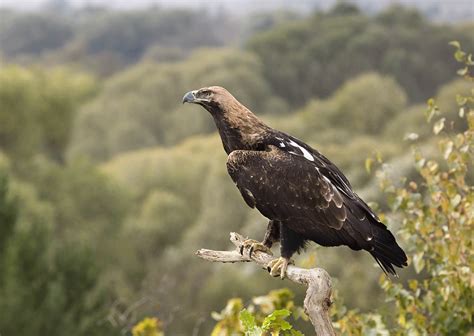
<box><xmin>196</xmin><ymin>232</ymin><xmax>336</xmax><ymax>336</ymax></box>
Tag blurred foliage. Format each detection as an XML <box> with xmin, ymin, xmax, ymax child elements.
<box><xmin>22</xmin><ymin>157</ymin><xmax>131</xmax><ymax>248</ymax></box>
<box><xmin>239</xmin><ymin>309</ymin><xmax>302</xmax><ymax>336</ymax></box>
<box><xmin>0</xmin><ymin>3</ymin><xmax>473</xmax><ymax>335</ymax></box>
<box><xmin>283</xmin><ymin>72</ymin><xmax>407</xmax><ymax>137</ymax></box>
<box><xmin>0</xmin><ymin>11</ymin><xmax>73</xmax><ymax>57</ymax></box>
<box><xmin>132</xmin><ymin>317</ymin><xmax>164</xmax><ymax>336</ymax></box>
<box><xmin>68</xmin><ymin>48</ymin><xmax>286</xmax><ymax>161</ymax></box>
<box><xmin>79</xmin><ymin>9</ymin><xmax>228</xmax><ymax>62</ymax></box>
<box><xmin>248</xmin><ymin>4</ymin><xmax>474</xmax><ymax>105</ymax></box>
<box><xmin>0</xmin><ymin>64</ymin><xmax>97</xmax><ymax>161</ymax></box>
<box><xmin>241</xmin><ymin>10</ymin><xmax>301</xmax><ymax>41</ymax></box>
<box><xmin>0</xmin><ymin>170</ymin><xmax>118</xmax><ymax>335</ymax></box>
<box><xmin>333</xmin><ymin>42</ymin><xmax>474</xmax><ymax>335</ymax></box>
<box><xmin>0</xmin><ymin>7</ymin><xmax>238</xmax><ymax>74</ymax></box>
<box><xmin>211</xmin><ymin>288</ymin><xmax>305</xmax><ymax>336</ymax></box>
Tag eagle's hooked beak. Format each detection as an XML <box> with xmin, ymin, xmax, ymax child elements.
<box><xmin>182</xmin><ymin>90</ymin><xmax>197</xmax><ymax>104</ymax></box>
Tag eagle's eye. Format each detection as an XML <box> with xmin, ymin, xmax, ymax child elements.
<box><xmin>199</xmin><ymin>90</ymin><xmax>212</xmax><ymax>100</ymax></box>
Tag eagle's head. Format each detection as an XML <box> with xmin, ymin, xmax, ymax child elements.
<box><xmin>182</xmin><ymin>86</ymin><xmax>237</xmax><ymax>112</ymax></box>
<box><xmin>182</xmin><ymin>86</ymin><xmax>269</xmax><ymax>152</ymax></box>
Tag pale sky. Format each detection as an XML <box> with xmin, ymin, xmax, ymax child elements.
<box><xmin>0</xmin><ymin>0</ymin><xmax>472</xmax><ymax>23</ymax></box>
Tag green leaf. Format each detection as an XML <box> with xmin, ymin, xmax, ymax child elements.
<box><xmin>404</xmin><ymin>133</ymin><xmax>419</xmax><ymax>141</ymax></box>
<box><xmin>443</xmin><ymin>141</ymin><xmax>453</xmax><ymax>160</ymax></box>
<box><xmin>262</xmin><ymin>309</ymin><xmax>292</xmax><ymax>331</ymax></box>
<box><xmin>451</xmin><ymin>194</ymin><xmax>461</xmax><ymax>208</ymax></box>
<box><xmin>240</xmin><ymin>310</ymin><xmax>263</xmax><ymax>336</ymax></box>
<box><xmin>365</xmin><ymin>158</ymin><xmax>373</xmax><ymax>173</ymax></box>
<box><xmin>240</xmin><ymin>309</ymin><xmax>257</xmax><ymax>330</ymax></box>
<box><xmin>376</xmin><ymin>151</ymin><xmax>383</xmax><ymax>163</ymax></box>
<box><xmin>433</xmin><ymin>118</ymin><xmax>445</xmax><ymax>135</ymax></box>
<box><xmin>454</xmin><ymin>50</ymin><xmax>466</xmax><ymax>62</ymax></box>
<box><xmin>468</xmin><ymin>111</ymin><xmax>474</xmax><ymax>130</ymax></box>
<box><xmin>449</xmin><ymin>41</ymin><xmax>460</xmax><ymax>49</ymax></box>
<box><xmin>413</xmin><ymin>252</ymin><xmax>425</xmax><ymax>273</ymax></box>
<box><xmin>456</xmin><ymin>94</ymin><xmax>468</xmax><ymax>106</ymax></box>
<box><xmin>211</xmin><ymin>311</ymin><xmax>223</xmax><ymax>320</ymax></box>
<box><xmin>457</xmin><ymin>67</ymin><xmax>468</xmax><ymax>76</ymax></box>
<box><xmin>426</xmin><ymin>98</ymin><xmax>439</xmax><ymax>122</ymax></box>
<box><xmin>467</xmin><ymin>53</ymin><xmax>474</xmax><ymax>65</ymax></box>
<box><xmin>415</xmin><ymin>157</ymin><xmax>426</xmax><ymax>169</ymax></box>
<box><xmin>398</xmin><ymin>313</ymin><xmax>406</xmax><ymax>327</ymax></box>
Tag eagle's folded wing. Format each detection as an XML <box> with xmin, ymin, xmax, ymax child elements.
<box><xmin>226</xmin><ymin>146</ymin><xmax>407</xmax><ymax>275</ymax></box>
<box><xmin>226</xmin><ymin>146</ymin><xmax>364</xmax><ymax>234</ymax></box>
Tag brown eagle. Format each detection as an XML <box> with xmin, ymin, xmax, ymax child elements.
<box><xmin>183</xmin><ymin>86</ymin><xmax>407</xmax><ymax>278</ymax></box>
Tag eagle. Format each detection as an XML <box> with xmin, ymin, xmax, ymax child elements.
<box><xmin>183</xmin><ymin>86</ymin><xmax>407</xmax><ymax>278</ymax></box>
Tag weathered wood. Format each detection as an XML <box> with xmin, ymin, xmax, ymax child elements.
<box><xmin>196</xmin><ymin>232</ymin><xmax>336</xmax><ymax>336</ymax></box>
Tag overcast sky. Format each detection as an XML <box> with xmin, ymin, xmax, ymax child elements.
<box><xmin>1</xmin><ymin>0</ymin><xmax>328</xmax><ymax>10</ymax></box>
<box><xmin>0</xmin><ymin>0</ymin><xmax>472</xmax><ymax>22</ymax></box>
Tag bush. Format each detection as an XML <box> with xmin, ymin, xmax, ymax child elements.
<box><xmin>333</xmin><ymin>42</ymin><xmax>474</xmax><ymax>335</ymax></box>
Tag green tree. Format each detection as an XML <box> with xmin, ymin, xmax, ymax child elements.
<box><xmin>0</xmin><ymin>170</ymin><xmax>118</xmax><ymax>335</ymax></box>
<box><xmin>0</xmin><ymin>12</ymin><xmax>73</xmax><ymax>56</ymax></box>
<box><xmin>18</xmin><ymin>156</ymin><xmax>131</xmax><ymax>273</ymax></box>
<box><xmin>69</xmin><ymin>48</ymin><xmax>286</xmax><ymax>161</ymax></box>
<box><xmin>248</xmin><ymin>4</ymin><xmax>474</xmax><ymax>106</ymax></box>
<box><xmin>0</xmin><ymin>173</ymin><xmax>16</xmax><ymax>271</ymax></box>
<box><xmin>0</xmin><ymin>64</ymin><xmax>96</xmax><ymax>162</ymax></box>
<box><xmin>80</xmin><ymin>8</ymin><xmax>229</xmax><ymax>62</ymax></box>
<box><xmin>292</xmin><ymin>72</ymin><xmax>407</xmax><ymax>136</ymax></box>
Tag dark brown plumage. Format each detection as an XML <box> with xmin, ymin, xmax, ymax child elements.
<box><xmin>183</xmin><ymin>86</ymin><xmax>408</xmax><ymax>277</ymax></box>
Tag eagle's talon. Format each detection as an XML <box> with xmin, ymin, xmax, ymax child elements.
<box><xmin>239</xmin><ymin>239</ymin><xmax>273</xmax><ymax>258</ymax></box>
<box><xmin>267</xmin><ymin>257</ymin><xmax>294</xmax><ymax>279</ymax></box>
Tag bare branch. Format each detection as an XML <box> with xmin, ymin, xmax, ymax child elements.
<box><xmin>196</xmin><ymin>232</ymin><xmax>336</xmax><ymax>336</ymax></box>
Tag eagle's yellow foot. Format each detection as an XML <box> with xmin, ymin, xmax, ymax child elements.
<box><xmin>267</xmin><ymin>257</ymin><xmax>294</xmax><ymax>279</ymax></box>
<box><xmin>239</xmin><ymin>239</ymin><xmax>273</xmax><ymax>258</ymax></box>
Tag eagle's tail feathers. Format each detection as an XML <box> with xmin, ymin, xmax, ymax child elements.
<box><xmin>368</xmin><ymin>226</ymin><xmax>408</xmax><ymax>277</ymax></box>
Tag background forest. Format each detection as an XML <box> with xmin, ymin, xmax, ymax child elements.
<box><xmin>0</xmin><ymin>1</ymin><xmax>473</xmax><ymax>335</ymax></box>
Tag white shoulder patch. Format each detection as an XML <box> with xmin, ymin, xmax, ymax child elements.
<box><xmin>288</xmin><ymin>140</ymin><xmax>314</xmax><ymax>162</ymax></box>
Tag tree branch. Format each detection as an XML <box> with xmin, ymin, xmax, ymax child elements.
<box><xmin>196</xmin><ymin>232</ymin><xmax>336</xmax><ymax>336</ymax></box>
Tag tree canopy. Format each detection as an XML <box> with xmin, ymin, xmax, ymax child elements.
<box><xmin>247</xmin><ymin>5</ymin><xmax>474</xmax><ymax>105</ymax></box>
<box><xmin>0</xmin><ymin>3</ymin><xmax>472</xmax><ymax>334</ymax></box>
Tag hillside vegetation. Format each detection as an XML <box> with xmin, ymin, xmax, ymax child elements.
<box><xmin>0</xmin><ymin>3</ymin><xmax>472</xmax><ymax>335</ymax></box>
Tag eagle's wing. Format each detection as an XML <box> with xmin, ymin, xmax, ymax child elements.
<box><xmin>272</xmin><ymin>134</ymin><xmax>381</xmax><ymax>220</ymax></box>
<box><xmin>226</xmin><ymin>145</ymin><xmax>408</xmax><ymax>276</ymax></box>
<box><xmin>226</xmin><ymin>146</ymin><xmax>374</xmax><ymax>246</ymax></box>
